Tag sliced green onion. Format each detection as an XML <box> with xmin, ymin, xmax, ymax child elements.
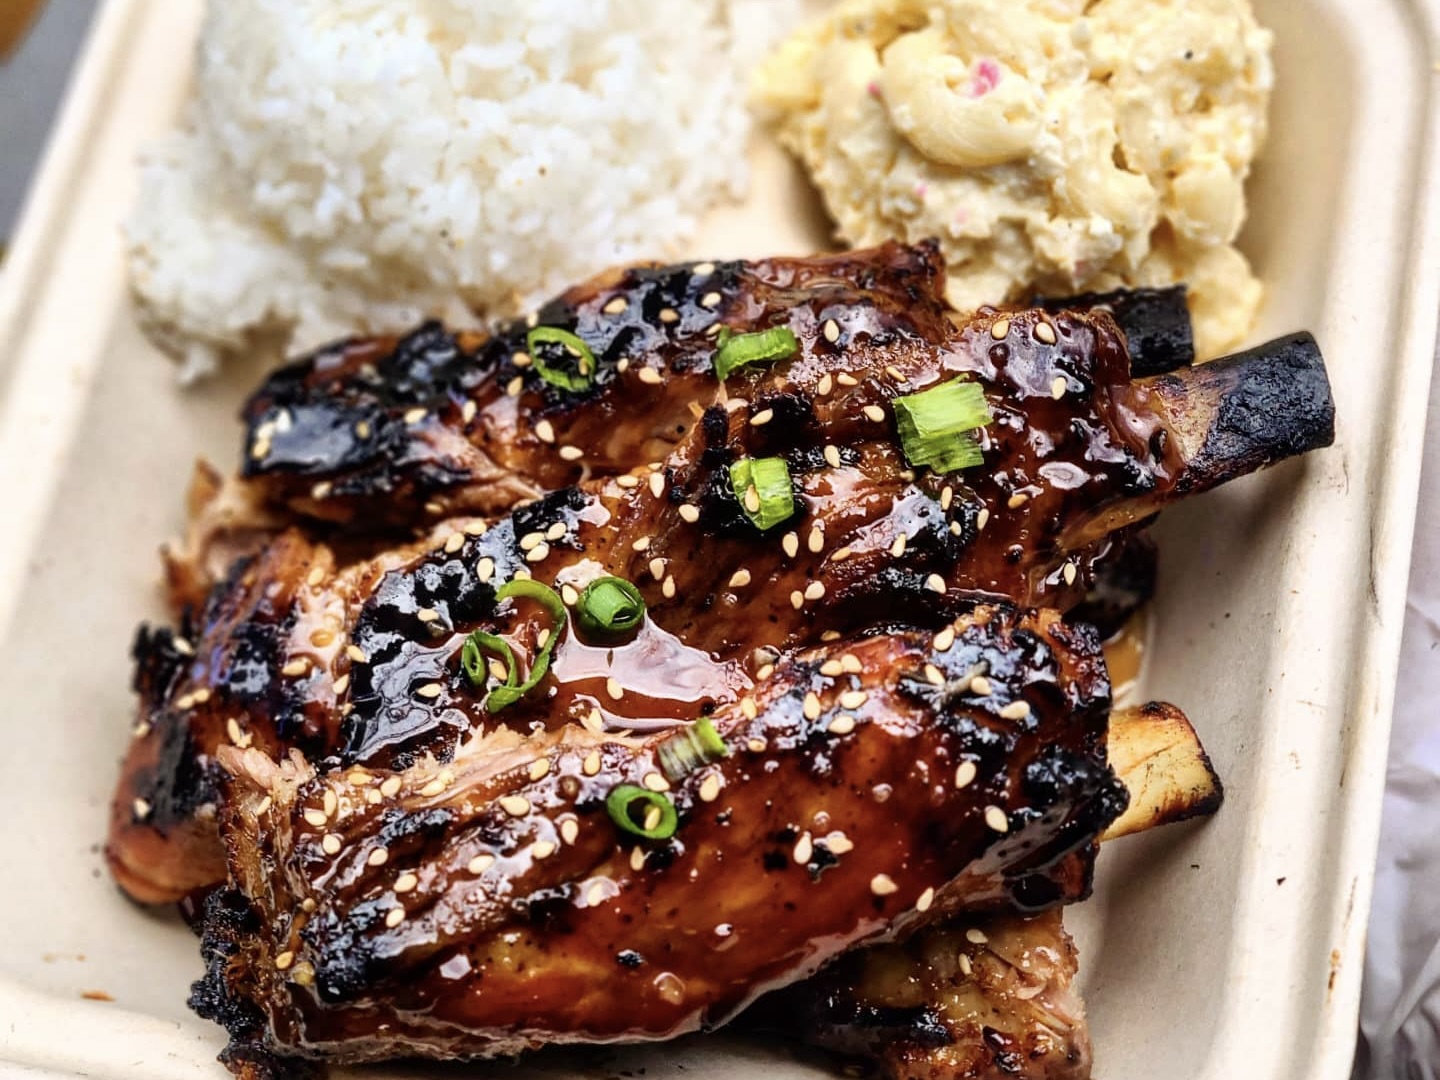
<box><xmin>606</xmin><ymin>784</ymin><xmax>678</xmax><ymax>840</ymax></box>
<box><xmin>575</xmin><ymin>576</ymin><xmax>646</xmax><ymax>639</ymax></box>
<box><xmin>657</xmin><ymin>717</ymin><xmax>729</xmax><ymax>782</ymax></box>
<box><xmin>893</xmin><ymin>380</ymin><xmax>993</xmax><ymax>473</ymax></box>
<box><xmin>714</xmin><ymin>326</ymin><xmax>799</xmax><ymax>381</ymax></box>
<box><xmin>461</xmin><ymin>630</ymin><xmax>518</xmax><ymax>691</ymax></box>
<box><xmin>484</xmin><ymin>579</ymin><xmax>568</xmax><ymax>710</ymax></box>
<box><xmin>526</xmin><ymin>327</ymin><xmax>597</xmax><ymax>393</ymax></box>
<box><xmin>728</xmin><ymin>456</ymin><xmax>795</xmax><ymax>532</ymax></box>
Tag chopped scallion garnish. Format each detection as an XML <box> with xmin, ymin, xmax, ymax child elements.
<box><xmin>893</xmin><ymin>380</ymin><xmax>993</xmax><ymax>473</ymax></box>
<box><xmin>728</xmin><ymin>456</ymin><xmax>795</xmax><ymax>532</ymax></box>
<box><xmin>482</xmin><ymin>579</ymin><xmax>568</xmax><ymax>710</ymax></box>
<box><xmin>606</xmin><ymin>784</ymin><xmax>678</xmax><ymax>840</ymax></box>
<box><xmin>714</xmin><ymin>326</ymin><xmax>799</xmax><ymax>381</ymax></box>
<box><xmin>657</xmin><ymin>717</ymin><xmax>728</xmax><ymax>782</ymax></box>
<box><xmin>575</xmin><ymin>576</ymin><xmax>646</xmax><ymax>640</ymax></box>
<box><xmin>526</xmin><ymin>327</ymin><xmax>597</xmax><ymax>393</ymax></box>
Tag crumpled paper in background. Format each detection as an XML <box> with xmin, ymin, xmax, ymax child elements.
<box><xmin>1357</xmin><ymin>347</ymin><xmax>1440</xmax><ymax>1079</ymax></box>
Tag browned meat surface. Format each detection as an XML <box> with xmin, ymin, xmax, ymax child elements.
<box><xmin>189</xmin><ymin>606</ymin><xmax>1126</xmax><ymax>1070</ymax></box>
<box><xmin>109</xmin><ymin>311</ymin><xmax>1329</xmax><ymax>904</ymax></box>
<box><xmin>763</xmin><ymin>911</ymin><xmax>1089</xmax><ymax>1080</ymax></box>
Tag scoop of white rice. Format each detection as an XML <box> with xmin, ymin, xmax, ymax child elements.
<box><xmin>126</xmin><ymin>0</ymin><xmax>793</xmax><ymax>378</ymax></box>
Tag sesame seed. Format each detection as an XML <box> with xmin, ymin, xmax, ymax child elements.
<box><xmin>582</xmin><ymin>708</ymin><xmax>605</xmax><ymax>734</ymax></box>
<box><xmin>984</xmin><ymin>806</ymin><xmax>1010</xmax><ymax>833</ymax></box>
<box><xmin>630</xmin><ymin>847</ymin><xmax>647</xmax><ymax>871</ymax></box>
<box><xmin>332</xmin><ymin>673</ymin><xmax>351</xmax><ymax>695</ymax></box>
<box><xmin>368</xmin><ymin>847</ymin><xmax>389</xmax><ymax>867</ymax></box>
<box><xmin>1035</xmin><ymin>321</ymin><xmax>1057</xmax><ymax>345</ymax></box>
<box><xmin>631</xmin><ymin>536</ymin><xmax>652</xmax><ymax>553</ymax></box>
<box><xmin>617</xmin><ymin>358</ymin><xmax>631</xmax><ymax>373</ymax></box>
<box><xmin>643</xmin><ymin>772</ymin><xmax>670</xmax><ymax>792</ymax></box>
<box><xmin>526</xmin><ymin>542</ymin><xmax>550</xmax><ymax>563</ymax></box>
<box><xmin>925</xmin><ymin>574</ymin><xmax>947</xmax><ymax>594</ymax></box>
<box><xmin>499</xmin><ymin>795</ymin><xmax>531</xmax><ymax>817</ymax></box>
<box><xmin>658</xmin><ymin>307</ymin><xmax>679</xmax><ymax>324</ymax></box>
<box><xmin>303</xmin><ymin>808</ymin><xmax>327</xmax><ymax>828</ymax></box>
<box><xmin>586</xmin><ymin>881</ymin><xmax>608</xmax><ymax>906</ymax></box>
<box><xmin>355</xmin><ymin>420</ymin><xmax>372</xmax><ymax>439</ymax></box>
<box><xmin>747</xmin><ymin>737</ymin><xmax>768</xmax><ymax>753</ymax></box>
<box><xmin>560</xmin><ymin>819</ymin><xmax>579</xmax><ymax>844</ymax></box>
<box><xmin>840</xmin><ymin>653</ymin><xmax>862</xmax><ymax>674</ymax></box>
<box><xmin>940</xmin><ymin>486</ymin><xmax>955</xmax><ymax>511</ymax></box>
<box><xmin>323</xmin><ymin>790</ymin><xmax>337</xmax><ymax>817</ymax></box>
<box><xmin>1007</xmin><ymin>492</ymin><xmax>1029</xmax><ymax>509</ymax></box>
<box><xmin>132</xmin><ymin>721</ymin><xmax>152</xmax><ymax>739</ymax></box>
<box><xmin>559</xmin><ymin>445</ymin><xmax>584</xmax><ymax>461</ymax></box>
<box><xmin>416</xmin><ymin>607</ymin><xmax>439</xmax><ymax>623</ymax></box>
<box><xmin>817</xmin><ymin>373</ymin><xmax>834</xmax><ymax>396</ymax></box>
<box><xmin>740</xmin><ymin>696</ymin><xmax>758</xmax><ymax>720</ymax></box>
<box><xmin>416</xmin><ymin>682</ymin><xmax>443</xmax><ymax>699</ymax></box>
<box><xmin>506</xmin><ymin>375</ymin><xmax>524</xmax><ymax>396</ymax></box>
<box><xmin>347</xmin><ymin>769</ymin><xmax>372</xmax><ymax>786</ymax></box>
<box><xmin>1062</xmin><ymin>561</ymin><xmax>1078</xmax><ymax>586</ymax></box>
<box><xmin>807</xmin><ymin>526</ymin><xmax>825</xmax><ymax>553</ymax></box>
<box><xmin>803</xmin><ymin>692</ymin><xmax>822</xmax><ymax>720</ymax></box>
<box><xmin>827</xmin><ymin>833</ymin><xmax>855</xmax><ymax>855</ymax></box>
<box><xmin>890</xmin><ymin>534</ymin><xmax>907</xmax><ymax>558</ymax></box>
<box><xmin>790</xmin><ymin>590</ymin><xmax>804</xmax><ymax>610</ymax></box>
<box><xmin>132</xmin><ymin>798</ymin><xmax>152</xmax><ymax>820</ymax></box>
<box><xmin>445</xmin><ymin>531</ymin><xmax>467</xmax><ymax>555</ymax></box>
<box><xmin>749</xmin><ymin>408</ymin><xmax>774</xmax><ymax>427</ymax></box>
<box><xmin>756</xmin><ymin>664</ymin><xmax>775</xmax><ymax>680</ymax></box>
<box><xmin>419</xmin><ymin>778</ymin><xmax>446</xmax><ymax>797</ymax></box>
<box><xmin>916</xmin><ymin>887</ymin><xmax>935</xmax><ymax>913</ymax></box>
<box><xmin>966</xmin><ymin>928</ymin><xmax>989</xmax><ymax>945</ymax></box>
<box><xmin>820</xmin><ymin>659</ymin><xmax>844</xmax><ymax>677</ymax></box>
<box><xmin>839</xmin><ymin>690</ymin><xmax>868</xmax><ymax>709</ymax></box>
<box><xmin>306</xmin><ymin>566</ymin><xmax>325</xmax><ymax>587</ymax></box>
<box><xmin>679</xmin><ymin>504</ymin><xmax>700</xmax><ymax>523</ymax></box>
<box><xmin>828</xmin><ymin>714</ymin><xmax>856</xmax><ymax>735</ymax></box>
<box><xmin>970</xmin><ymin>675</ymin><xmax>993</xmax><ymax>696</ymax></box>
<box><xmin>561</xmin><ymin>583</ymin><xmax>580</xmax><ymax>606</ymax></box>
<box><xmin>933</xmin><ymin>626</ymin><xmax>956</xmax><ymax>652</ymax></box>
<box><xmin>830</xmin><ymin>546</ymin><xmax>852</xmax><ymax>562</ymax></box>
<box><xmin>776</xmin><ymin>533</ymin><xmax>799</xmax><ymax>560</ymax></box>
<box><xmin>468</xmin><ymin>853</ymin><xmax>495</xmax><ymax>874</ymax></box>
<box><xmin>959</xmin><ymin>954</ymin><xmax>974</xmax><ymax>976</ymax></box>
<box><xmin>403</xmin><ymin>407</ymin><xmax>427</xmax><ymax>425</ymax></box>
<box><xmin>793</xmin><ymin>831</ymin><xmax>814</xmax><ymax>864</ymax></box>
<box><xmin>519</xmin><ymin>531</ymin><xmax>545</xmax><ymax>551</ymax></box>
<box><xmin>1000</xmin><ymin>700</ymin><xmax>1032</xmax><ymax>720</ymax></box>
<box><xmin>172</xmin><ymin>638</ymin><xmax>194</xmax><ymax>656</ymax></box>
<box><xmin>1050</xmin><ymin>375</ymin><xmax>1068</xmax><ymax>400</ymax></box>
<box><xmin>924</xmin><ymin>664</ymin><xmax>945</xmax><ymax>686</ymax></box>
<box><xmin>649</xmin><ymin>472</ymin><xmax>666</xmax><ymax>498</ymax></box>
<box><xmin>648</xmin><ymin>557</ymin><xmax>667</xmax><ymax>580</ymax></box>
<box><xmin>226</xmin><ymin>718</ymin><xmax>246</xmax><ymax>746</ymax></box>
<box><xmin>512</xmin><ymin>350</ymin><xmax>533</xmax><ymax>368</ymax></box>
<box><xmin>976</xmin><ymin>507</ymin><xmax>991</xmax><ymax>530</ymax></box>
<box><xmin>662</xmin><ymin>575</ymin><xmax>676</xmax><ymax>599</ymax></box>
<box><xmin>837</xmin><ymin>372</ymin><xmax>858</xmax><ymax>387</ymax></box>
<box><xmin>531</xmin><ymin>840</ymin><xmax>557</xmax><ymax>860</ymax></box>
<box><xmin>275</xmin><ymin>950</ymin><xmax>295</xmax><ymax>971</ymax></box>
<box><xmin>870</xmin><ymin>874</ymin><xmax>899</xmax><ymax>897</ymax></box>
<box><xmin>364</xmin><ymin>788</ymin><xmax>381</xmax><ymax>804</ymax></box>
<box><xmin>804</xmin><ymin>581</ymin><xmax>826</xmax><ymax>601</ymax></box>
<box><xmin>743</xmin><ymin>486</ymin><xmax>761</xmax><ymax>513</ymax></box>
<box><xmin>990</xmin><ymin>318</ymin><xmax>1010</xmax><ymax>340</ymax></box>
<box><xmin>321</xmin><ymin>834</ymin><xmax>342</xmax><ymax>855</ymax></box>
<box><xmin>583</xmin><ymin>751</ymin><xmax>602</xmax><ymax>776</ymax></box>
<box><xmin>863</xmin><ymin>404</ymin><xmax>886</xmax><ymax>422</ymax></box>
<box><xmin>537</xmin><ymin>629</ymin><xmax>551</xmax><ymax>650</ymax></box>
<box><xmin>347</xmin><ymin>645</ymin><xmax>369</xmax><ymax>663</ymax></box>
<box><xmin>699</xmin><ymin>773</ymin><xmax>722</xmax><ymax>802</ymax></box>
<box><xmin>281</xmin><ymin>658</ymin><xmax>309</xmax><ymax>677</ymax></box>
<box><xmin>606</xmin><ymin>678</ymin><xmax>624</xmax><ymax>701</ymax></box>
<box><xmin>385</xmin><ymin>908</ymin><xmax>405</xmax><ymax>929</ymax></box>
<box><xmin>643</xmin><ymin>805</ymin><xmax>663</xmax><ymax>831</ymax></box>
<box><xmin>250</xmin><ymin>436</ymin><xmax>272</xmax><ymax>460</ymax></box>
<box><xmin>956</xmin><ymin>761</ymin><xmax>978</xmax><ymax>788</ymax></box>
<box><xmin>461</xmin><ymin>401</ymin><xmax>478</xmax><ymax>424</ymax></box>
<box><xmin>693</xmin><ymin>261</ymin><xmax>716</xmax><ymax>276</ymax></box>
<box><xmin>822</xmin><ymin>318</ymin><xmax>841</xmax><ymax>343</ymax></box>
<box><xmin>822</xmin><ymin>445</ymin><xmax>842</xmax><ymax>470</ymax></box>
<box><xmin>700</xmin><ymin>291</ymin><xmax>722</xmax><ymax>309</ymax></box>
<box><xmin>603</xmin><ymin>296</ymin><xmax>629</xmax><ymax>315</ymax></box>
<box><xmin>535</xmin><ymin>420</ymin><xmax>556</xmax><ymax>444</ymax></box>
<box><xmin>617</xmin><ymin>475</ymin><xmax>640</xmax><ymax>489</ymax></box>
<box><xmin>380</xmin><ymin>777</ymin><xmax>402</xmax><ymax>798</ymax></box>
<box><xmin>638</xmin><ymin>367</ymin><xmax>663</xmax><ymax>385</ymax></box>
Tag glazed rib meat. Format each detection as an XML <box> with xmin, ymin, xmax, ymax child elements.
<box><xmin>190</xmin><ymin>605</ymin><xmax>1127</xmax><ymax>1069</ymax></box>
<box><xmin>109</xmin><ymin>312</ymin><xmax>1331</xmax><ymax>903</ymax></box>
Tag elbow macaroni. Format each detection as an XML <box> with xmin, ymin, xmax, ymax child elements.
<box><xmin>754</xmin><ymin>0</ymin><xmax>1275</xmax><ymax>358</ymax></box>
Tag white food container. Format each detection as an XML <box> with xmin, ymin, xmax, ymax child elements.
<box><xmin>0</xmin><ymin>1</ymin><xmax>1437</xmax><ymax>1077</ymax></box>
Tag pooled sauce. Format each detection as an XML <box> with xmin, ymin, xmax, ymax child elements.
<box><xmin>1102</xmin><ymin>608</ymin><xmax>1149</xmax><ymax>708</ymax></box>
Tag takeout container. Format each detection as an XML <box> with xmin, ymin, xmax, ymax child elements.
<box><xmin>1</xmin><ymin>0</ymin><xmax>1437</xmax><ymax>1076</ymax></box>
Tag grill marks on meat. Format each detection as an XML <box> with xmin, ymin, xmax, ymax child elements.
<box><xmin>193</xmin><ymin>607</ymin><xmax>1126</xmax><ymax>1067</ymax></box>
<box><xmin>239</xmin><ymin>242</ymin><xmax>958</xmax><ymax>528</ymax></box>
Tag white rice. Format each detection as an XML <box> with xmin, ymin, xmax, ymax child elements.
<box><xmin>125</xmin><ymin>0</ymin><xmax>795</xmax><ymax>379</ymax></box>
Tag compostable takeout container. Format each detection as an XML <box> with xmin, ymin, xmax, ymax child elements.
<box><xmin>0</xmin><ymin>0</ymin><xmax>1437</xmax><ymax>1077</ymax></box>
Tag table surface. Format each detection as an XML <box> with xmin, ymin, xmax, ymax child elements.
<box><xmin>0</xmin><ymin>6</ymin><xmax>1435</xmax><ymax>1080</ymax></box>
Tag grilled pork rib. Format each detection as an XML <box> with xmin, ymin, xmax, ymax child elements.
<box><xmin>191</xmin><ymin>606</ymin><xmax>1126</xmax><ymax>1068</ymax></box>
